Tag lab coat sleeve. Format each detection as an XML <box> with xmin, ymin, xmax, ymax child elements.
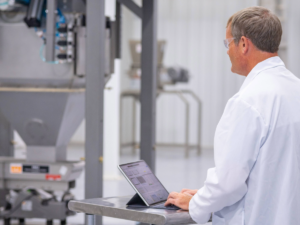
<box><xmin>189</xmin><ymin>98</ymin><xmax>267</xmax><ymax>224</ymax></box>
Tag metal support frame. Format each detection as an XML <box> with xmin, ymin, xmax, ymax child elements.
<box><xmin>181</xmin><ymin>90</ymin><xmax>201</xmax><ymax>155</ymax></box>
<box><xmin>140</xmin><ymin>0</ymin><xmax>157</xmax><ymax>173</ymax></box>
<box><xmin>115</xmin><ymin>1</ymin><xmax>122</xmax><ymax>59</ymax></box>
<box><xmin>85</xmin><ymin>0</ymin><xmax>106</xmax><ymax>225</ymax></box>
<box><xmin>158</xmin><ymin>90</ymin><xmax>201</xmax><ymax>157</ymax></box>
<box><xmin>45</xmin><ymin>0</ymin><xmax>57</xmax><ymax>62</ymax></box>
<box><xmin>117</xmin><ymin>0</ymin><xmax>157</xmax><ymax>173</ymax></box>
<box><xmin>117</xmin><ymin>0</ymin><xmax>142</xmax><ymax>19</ymax></box>
<box><xmin>132</xmin><ymin>96</ymin><xmax>137</xmax><ymax>154</ymax></box>
<box><xmin>86</xmin><ymin>214</ymin><xmax>95</xmax><ymax>225</ymax></box>
<box><xmin>176</xmin><ymin>92</ymin><xmax>190</xmax><ymax>158</ymax></box>
<box><xmin>119</xmin><ymin>89</ymin><xmax>202</xmax><ymax>158</ymax></box>
<box><xmin>119</xmin><ymin>93</ymin><xmax>139</xmax><ymax>155</ymax></box>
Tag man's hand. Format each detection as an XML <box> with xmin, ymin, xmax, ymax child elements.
<box><xmin>180</xmin><ymin>188</ymin><xmax>198</xmax><ymax>196</ymax></box>
<box><xmin>164</xmin><ymin>192</ymin><xmax>193</xmax><ymax>210</ymax></box>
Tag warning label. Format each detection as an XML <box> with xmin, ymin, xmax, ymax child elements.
<box><xmin>21</xmin><ymin>200</ymin><xmax>32</xmax><ymax>211</ymax></box>
<box><xmin>10</xmin><ymin>164</ymin><xmax>23</xmax><ymax>174</ymax></box>
<box><xmin>45</xmin><ymin>174</ymin><xmax>61</xmax><ymax>181</ymax></box>
<box><xmin>10</xmin><ymin>164</ymin><xmax>50</xmax><ymax>174</ymax></box>
<box><xmin>23</xmin><ymin>165</ymin><xmax>49</xmax><ymax>174</ymax></box>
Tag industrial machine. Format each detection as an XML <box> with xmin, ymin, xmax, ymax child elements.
<box><xmin>128</xmin><ymin>40</ymin><xmax>190</xmax><ymax>89</ymax></box>
<box><xmin>0</xmin><ymin>0</ymin><xmax>117</xmax><ymax>224</ymax></box>
<box><xmin>120</xmin><ymin>40</ymin><xmax>201</xmax><ymax>158</ymax></box>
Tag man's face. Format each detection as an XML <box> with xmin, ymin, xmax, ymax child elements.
<box><xmin>226</xmin><ymin>25</ymin><xmax>243</xmax><ymax>74</ymax></box>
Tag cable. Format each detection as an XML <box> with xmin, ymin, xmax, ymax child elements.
<box><xmin>39</xmin><ymin>43</ymin><xmax>59</xmax><ymax>64</ymax></box>
<box><xmin>0</xmin><ymin>1</ymin><xmax>8</xmax><ymax>6</ymax></box>
<box><xmin>36</xmin><ymin>7</ymin><xmax>66</xmax><ymax>65</ymax></box>
<box><xmin>57</xmin><ymin>8</ymin><xmax>66</xmax><ymax>24</ymax></box>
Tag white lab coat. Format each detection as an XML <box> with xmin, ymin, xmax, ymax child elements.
<box><xmin>189</xmin><ymin>56</ymin><xmax>300</xmax><ymax>225</ymax></box>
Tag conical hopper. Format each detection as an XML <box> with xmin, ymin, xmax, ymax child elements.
<box><xmin>0</xmin><ymin>87</ymin><xmax>85</xmax><ymax>162</ymax></box>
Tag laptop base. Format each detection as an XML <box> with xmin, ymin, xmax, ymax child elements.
<box><xmin>126</xmin><ymin>193</ymin><xmax>180</xmax><ymax>210</ymax></box>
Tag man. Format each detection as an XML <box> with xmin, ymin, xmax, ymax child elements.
<box><xmin>165</xmin><ymin>6</ymin><xmax>300</xmax><ymax>225</ymax></box>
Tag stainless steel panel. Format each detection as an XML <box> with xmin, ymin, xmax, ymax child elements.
<box><xmin>0</xmin><ymin>112</ymin><xmax>13</xmax><ymax>157</ymax></box>
<box><xmin>0</xmin><ymin>21</ymin><xmax>76</xmax><ymax>83</ymax></box>
<box><xmin>10</xmin><ymin>193</ymin><xmax>67</xmax><ymax>219</ymax></box>
<box><xmin>27</xmin><ymin>146</ymin><xmax>67</xmax><ymax>163</ymax></box>
<box><xmin>0</xmin><ymin>88</ymin><xmax>85</xmax><ymax>162</ymax></box>
<box><xmin>68</xmin><ymin>196</ymin><xmax>195</xmax><ymax>225</ymax></box>
<box><xmin>0</xmin><ymin>157</ymin><xmax>84</xmax><ymax>191</ymax></box>
<box><xmin>4</xmin><ymin>179</ymin><xmax>70</xmax><ymax>191</ymax></box>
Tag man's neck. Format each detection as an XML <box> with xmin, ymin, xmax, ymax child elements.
<box><xmin>245</xmin><ymin>52</ymin><xmax>278</xmax><ymax>76</ymax></box>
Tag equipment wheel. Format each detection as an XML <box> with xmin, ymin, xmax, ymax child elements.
<box><xmin>19</xmin><ymin>218</ymin><xmax>25</xmax><ymax>225</ymax></box>
<box><xmin>4</xmin><ymin>218</ymin><xmax>10</xmax><ymax>225</ymax></box>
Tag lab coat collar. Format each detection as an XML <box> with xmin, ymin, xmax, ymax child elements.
<box><xmin>239</xmin><ymin>56</ymin><xmax>285</xmax><ymax>91</ymax></box>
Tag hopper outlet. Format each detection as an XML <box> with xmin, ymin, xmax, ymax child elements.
<box><xmin>0</xmin><ymin>87</ymin><xmax>85</xmax><ymax>162</ymax></box>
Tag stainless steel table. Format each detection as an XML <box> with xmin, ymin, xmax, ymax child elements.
<box><xmin>68</xmin><ymin>196</ymin><xmax>196</xmax><ymax>225</ymax></box>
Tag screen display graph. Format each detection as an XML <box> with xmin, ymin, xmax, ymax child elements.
<box><xmin>120</xmin><ymin>161</ymin><xmax>169</xmax><ymax>205</ymax></box>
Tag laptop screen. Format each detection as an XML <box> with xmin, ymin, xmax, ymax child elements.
<box><xmin>119</xmin><ymin>160</ymin><xmax>169</xmax><ymax>205</ymax></box>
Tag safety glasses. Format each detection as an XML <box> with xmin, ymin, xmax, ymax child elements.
<box><xmin>223</xmin><ymin>37</ymin><xmax>236</xmax><ymax>49</ymax></box>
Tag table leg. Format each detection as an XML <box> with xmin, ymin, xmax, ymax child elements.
<box><xmin>86</xmin><ymin>214</ymin><xmax>95</xmax><ymax>225</ymax></box>
<box><xmin>176</xmin><ymin>91</ymin><xmax>190</xmax><ymax>158</ymax></box>
<box><xmin>132</xmin><ymin>97</ymin><xmax>137</xmax><ymax>154</ymax></box>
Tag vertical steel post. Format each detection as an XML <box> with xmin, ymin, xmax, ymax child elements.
<box><xmin>45</xmin><ymin>0</ymin><xmax>57</xmax><ymax>62</ymax></box>
<box><xmin>119</xmin><ymin>95</ymin><xmax>123</xmax><ymax>155</ymax></box>
<box><xmin>132</xmin><ymin>98</ymin><xmax>136</xmax><ymax>153</ymax></box>
<box><xmin>86</xmin><ymin>214</ymin><xmax>95</xmax><ymax>225</ymax></box>
<box><xmin>115</xmin><ymin>1</ymin><xmax>122</xmax><ymax>59</ymax></box>
<box><xmin>140</xmin><ymin>0</ymin><xmax>157</xmax><ymax>173</ymax></box>
<box><xmin>85</xmin><ymin>0</ymin><xmax>106</xmax><ymax>224</ymax></box>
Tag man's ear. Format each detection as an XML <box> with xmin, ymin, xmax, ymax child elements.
<box><xmin>240</xmin><ymin>36</ymin><xmax>249</xmax><ymax>54</ymax></box>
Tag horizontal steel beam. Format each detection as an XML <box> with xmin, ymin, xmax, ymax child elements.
<box><xmin>117</xmin><ymin>0</ymin><xmax>142</xmax><ymax>19</ymax></box>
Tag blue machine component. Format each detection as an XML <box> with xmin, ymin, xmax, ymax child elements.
<box><xmin>57</xmin><ymin>7</ymin><xmax>66</xmax><ymax>24</ymax></box>
<box><xmin>0</xmin><ymin>1</ymin><xmax>8</xmax><ymax>6</ymax></box>
<box><xmin>16</xmin><ymin>0</ymin><xmax>30</xmax><ymax>5</ymax></box>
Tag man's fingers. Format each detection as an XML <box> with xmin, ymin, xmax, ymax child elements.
<box><xmin>164</xmin><ymin>198</ymin><xmax>175</xmax><ymax>206</ymax></box>
<box><xmin>180</xmin><ymin>188</ymin><xmax>190</xmax><ymax>193</ymax></box>
<box><xmin>184</xmin><ymin>192</ymin><xmax>193</xmax><ymax>196</ymax></box>
<box><xmin>166</xmin><ymin>192</ymin><xmax>179</xmax><ymax>206</ymax></box>
<box><xmin>165</xmin><ymin>192</ymin><xmax>193</xmax><ymax>210</ymax></box>
<box><xmin>180</xmin><ymin>189</ymin><xmax>198</xmax><ymax>196</ymax></box>
<box><xmin>168</xmin><ymin>192</ymin><xmax>179</xmax><ymax>199</ymax></box>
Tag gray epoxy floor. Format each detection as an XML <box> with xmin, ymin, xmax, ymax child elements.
<box><xmin>10</xmin><ymin>146</ymin><xmax>214</xmax><ymax>225</ymax></box>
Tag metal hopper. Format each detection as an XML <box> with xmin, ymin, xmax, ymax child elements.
<box><xmin>0</xmin><ymin>87</ymin><xmax>85</xmax><ymax>162</ymax></box>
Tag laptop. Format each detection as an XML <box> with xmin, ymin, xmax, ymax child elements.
<box><xmin>118</xmin><ymin>160</ymin><xmax>180</xmax><ymax>210</ymax></box>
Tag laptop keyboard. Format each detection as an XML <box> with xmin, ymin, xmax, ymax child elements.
<box><xmin>151</xmin><ymin>202</ymin><xmax>181</xmax><ymax>210</ymax></box>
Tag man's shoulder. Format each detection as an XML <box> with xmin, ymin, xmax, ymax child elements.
<box><xmin>239</xmin><ymin>67</ymin><xmax>300</xmax><ymax>102</ymax></box>
<box><xmin>227</xmin><ymin>67</ymin><xmax>300</xmax><ymax>123</ymax></box>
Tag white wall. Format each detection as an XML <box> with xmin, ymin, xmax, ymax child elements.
<box><xmin>120</xmin><ymin>0</ymin><xmax>257</xmax><ymax>149</ymax></box>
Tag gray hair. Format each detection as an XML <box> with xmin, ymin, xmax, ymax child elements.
<box><xmin>227</xmin><ymin>6</ymin><xmax>282</xmax><ymax>53</ymax></box>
